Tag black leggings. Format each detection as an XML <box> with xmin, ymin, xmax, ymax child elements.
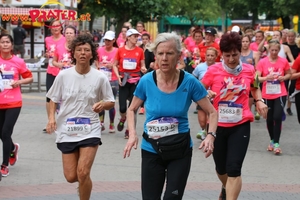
<box><xmin>118</xmin><ymin>82</ymin><xmax>137</xmax><ymax>114</ymax></box>
<box><xmin>46</xmin><ymin>73</ymin><xmax>56</xmax><ymax>102</ymax></box>
<box><xmin>295</xmin><ymin>93</ymin><xmax>300</xmax><ymax>124</ymax></box>
<box><xmin>0</xmin><ymin>107</ymin><xmax>21</xmax><ymax>166</ymax></box>
<box><xmin>265</xmin><ymin>96</ymin><xmax>286</xmax><ymax>144</ymax></box>
<box><xmin>141</xmin><ymin>149</ymin><xmax>192</xmax><ymax>200</ymax></box>
<box><xmin>213</xmin><ymin>121</ymin><xmax>250</xmax><ymax>177</ymax></box>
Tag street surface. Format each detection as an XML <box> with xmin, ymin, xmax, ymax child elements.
<box><xmin>0</xmin><ymin>92</ymin><xmax>300</xmax><ymax>200</ymax></box>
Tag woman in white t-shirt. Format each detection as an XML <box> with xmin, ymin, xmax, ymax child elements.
<box><xmin>46</xmin><ymin>34</ymin><xmax>115</xmax><ymax>199</ymax></box>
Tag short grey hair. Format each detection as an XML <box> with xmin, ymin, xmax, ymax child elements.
<box><xmin>148</xmin><ymin>32</ymin><xmax>182</xmax><ymax>54</ymax></box>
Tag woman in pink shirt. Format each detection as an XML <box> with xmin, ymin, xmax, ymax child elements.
<box><xmin>201</xmin><ymin>32</ymin><xmax>268</xmax><ymax>200</ymax></box>
<box><xmin>96</xmin><ymin>31</ymin><xmax>119</xmax><ymax>133</ymax></box>
<box><xmin>117</xmin><ymin>26</ymin><xmax>128</xmax><ymax>48</ymax></box>
<box><xmin>256</xmin><ymin>39</ymin><xmax>291</xmax><ymax>155</ymax></box>
<box><xmin>0</xmin><ymin>34</ymin><xmax>33</xmax><ymax>177</ymax></box>
<box><xmin>186</xmin><ymin>27</ymin><xmax>203</xmax><ymax>73</ymax></box>
<box><xmin>44</xmin><ymin>20</ymin><xmax>65</xmax><ymax>132</ymax></box>
<box><xmin>52</xmin><ymin>25</ymin><xmax>77</xmax><ymax>70</ymax></box>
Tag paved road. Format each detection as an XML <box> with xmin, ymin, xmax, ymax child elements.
<box><xmin>0</xmin><ymin>92</ymin><xmax>300</xmax><ymax>200</ymax></box>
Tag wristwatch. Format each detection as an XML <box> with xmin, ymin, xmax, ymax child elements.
<box><xmin>207</xmin><ymin>132</ymin><xmax>216</xmax><ymax>138</ymax></box>
<box><xmin>254</xmin><ymin>99</ymin><xmax>265</xmax><ymax>103</ymax></box>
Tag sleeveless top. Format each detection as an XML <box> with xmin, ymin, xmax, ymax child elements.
<box><xmin>241</xmin><ymin>50</ymin><xmax>255</xmax><ymax>65</ymax></box>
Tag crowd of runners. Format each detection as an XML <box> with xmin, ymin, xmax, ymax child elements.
<box><xmin>1</xmin><ymin>19</ymin><xmax>300</xmax><ymax>200</ymax></box>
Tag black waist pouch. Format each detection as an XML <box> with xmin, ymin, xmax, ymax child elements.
<box><xmin>143</xmin><ymin>130</ymin><xmax>191</xmax><ymax>160</ymax></box>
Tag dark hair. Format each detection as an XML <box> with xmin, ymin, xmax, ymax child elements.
<box><xmin>70</xmin><ymin>34</ymin><xmax>98</xmax><ymax>66</ymax></box>
<box><xmin>64</xmin><ymin>25</ymin><xmax>77</xmax><ymax>35</ymax></box>
<box><xmin>137</xmin><ymin>21</ymin><xmax>145</xmax><ymax>29</ymax></box>
<box><xmin>192</xmin><ymin>27</ymin><xmax>203</xmax><ymax>38</ymax></box>
<box><xmin>220</xmin><ymin>32</ymin><xmax>242</xmax><ymax>52</ymax></box>
<box><xmin>141</xmin><ymin>33</ymin><xmax>150</xmax><ymax>39</ymax></box>
<box><xmin>275</xmin><ymin>30</ymin><xmax>282</xmax><ymax>37</ymax></box>
<box><xmin>0</xmin><ymin>33</ymin><xmax>14</xmax><ymax>43</ymax></box>
<box><xmin>255</xmin><ymin>30</ymin><xmax>264</xmax><ymax>37</ymax></box>
<box><xmin>244</xmin><ymin>26</ymin><xmax>254</xmax><ymax>33</ymax></box>
<box><xmin>122</xmin><ymin>26</ymin><xmax>129</xmax><ymax>31</ymax></box>
<box><xmin>0</xmin><ymin>34</ymin><xmax>14</xmax><ymax>55</ymax></box>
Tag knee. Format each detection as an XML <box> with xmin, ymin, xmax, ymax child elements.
<box><xmin>226</xmin><ymin>163</ymin><xmax>241</xmax><ymax>177</ymax></box>
<box><xmin>64</xmin><ymin>171</ymin><xmax>78</xmax><ymax>183</ymax></box>
<box><xmin>77</xmin><ymin>167</ymin><xmax>90</xmax><ymax>182</ymax></box>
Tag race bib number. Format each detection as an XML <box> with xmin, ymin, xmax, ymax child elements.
<box><xmin>123</xmin><ymin>58</ymin><xmax>137</xmax><ymax>70</ymax></box>
<box><xmin>218</xmin><ymin>101</ymin><xmax>243</xmax><ymax>123</ymax></box>
<box><xmin>99</xmin><ymin>67</ymin><xmax>112</xmax><ymax>81</ymax></box>
<box><xmin>146</xmin><ymin>117</ymin><xmax>179</xmax><ymax>139</ymax></box>
<box><xmin>2</xmin><ymin>71</ymin><xmax>14</xmax><ymax>90</ymax></box>
<box><xmin>266</xmin><ymin>81</ymin><xmax>281</xmax><ymax>94</ymax></box>
<box><xmin>65</xmin><ymin>118</ymin><xmax>91</xmax><ymax>136</ymax></box>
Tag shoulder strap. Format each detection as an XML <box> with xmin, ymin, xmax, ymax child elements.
<box><xmin>153</xmin><ymin>70</ymin><xmax>184</xmax><ymax>89</ymax></box>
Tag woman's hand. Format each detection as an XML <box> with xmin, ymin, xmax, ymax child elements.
<box><xmin>92</xmin><ymin>101</ymin><xmax>104</xmax><ymax>113</ymax></box>
<box><xmin>207</xmin><ymin>90</ymin><xmax>217</xmax><ymax>99</ymax></box>
<box><xmin>123</xmin><ymin>132</ymin><xmax>139</xmax><ymax>158</ymax></box>
<box><xmin>277</xmin><ymin>76</ymin><xmax>285</xmax><ymax>82</ymax></box>
<box><xmin>46</xmin><ymin>119</ymin><xmax>56</xmax><ymax>134</ymax></box>
<box><xmin>10</xmin><ymin>80</ymin><xmax>21</xmax><ymax>88</ymax></box>
<box><xmin>266</xmin><ymin>74</ymin><xmax>275</xmax><ymax>81</ymax></box>
<box><xmin>199</xmin><ymin>134</ymin><xmax>215</xmax><ymax>158</ymax></box>
<box><xmin>255</xmin><ymin>101</ymin><xmax>268</xmax><ymax>119</ymax></box>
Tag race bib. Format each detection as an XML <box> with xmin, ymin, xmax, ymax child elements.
<box><xmin>218</xmin><ymin>101</ymin><xmax>243</xmax><ymax>123</ymax></box>
<box><xmin>99</xmin><ymin>67</ymin><xmax>112</xmax><ymax>81</ymax></box>
<box><xmin>146</xmin><ymin>117</ymin><xmax>179</xmax><ymax>139</ymax></box>
<box><xmin>266</xmin><ymin>81</ymin><xmax>281</xmax><ymax>94</ymax></box>
<box><xmin>2</xmin><ymin>71</ymin><xmax>14</xmax><ymax>90</ymax></box>
<box><xmin>65</xmin><ymin>118</ymin><xmax>91</xmax><ymax>136</ymax></box>
<box><xmin>123</xmin><ymin>58</ymin><xmax>137</xmax><ymax>70</ymax></box>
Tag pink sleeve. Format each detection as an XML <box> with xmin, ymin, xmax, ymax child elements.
<box><xmin>201</xmin><ymin>67</ymin><xmax>213</xmax><ymax>87</ymax></box>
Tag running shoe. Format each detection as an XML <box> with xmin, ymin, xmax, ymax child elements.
<box><xmin>273</xmin><ymin>143</ymin><xmax>282</xmax><ymax>155</ymax></box>
<box><xmin>42</xmin><ymin>128</ymin><xmax>47</xmax><ymax>133</ymax></box>
<box><xmin>139</xmin><ymin>107</ymin><xmax>145</xmax><ymax>115</ymax></box>
<box><xmin>124</xmin><ymin>130</ymin><xmax>129</xmax><ymax>139</ymax></box>
<box><xmin>101</xmin><ymin>123</ymin><xmax>105</xmax><ymax>132</ymax></box>
<box><xmin>255</xmin><ymin>112</ymin><xmax>260</xmax><ymax>120</ymax></box>
<box><xmin>117</xmin><ymin>118</ymin><xmax>126</xmax><ymax>132</ymax></box>
<box><xmin>286</xmin><ymin>108</ymin><xmax>293</xmax><ymax>116</ymax></box>
<box><xmin>196</xmin><ymin>130</ymin><xmax>206</xmax><ymax>140</ymax></box>
<box><xmin>1</xmin><ymin>165</ymin><xmax>9</xmax><ymax>177</ymax></box>
<box><xmin>9</xmin><ymin>143</ymin><xmax>20</xmax><ymax>166</ymax></box>
<box><xmin>109</xmin><ymin>124</ymin><xmax>115</xmax><ymax>133</ymax></box>
<box><xmin>219</xmin><ymin>186</ymin><xmax>226</xmax><ymax>200</ymax></box>
<box><xmin>267</xmin><ymin>141</ymin><xmax>274</xmax><ymax>151</ymax></box>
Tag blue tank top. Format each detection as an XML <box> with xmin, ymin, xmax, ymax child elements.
<box><xmin>241</xmin><ymin>50</ymin><xmax>255</xmax><ymax>65</ymax></box>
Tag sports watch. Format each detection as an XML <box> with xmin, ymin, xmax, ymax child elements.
<box><xmin>254</xmin><ymin>99</ymin><xmax>265</xmax><ymax>103</ymax></box>
<box><xmin>207</xmin><ymin>132</ymin><xmax>216</xmax><ymax>138</ymax></box>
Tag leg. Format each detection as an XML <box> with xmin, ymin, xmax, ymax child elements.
<box><xmin>0</xmin><ymin>108</ymin><xmax>21</xmax><ymax>166</ymax></box>
<box><xmin>265</xmin><ymin>99</ymin><xmax>274</xmax><ymax>141</ymax></box>
<box><xmin>272</xmin><ymin>97</ymin><xmax>286</xmax><ymax>144</ymax></box>
<box><xmin>141</xmin><ymin>150</ymin><xmax>166</xmax><ymax>200</ymax></box>
<box><xmin>225</xmin><ymin>122</ymin><xmax>250</xmax><ymax>200</ymax></box>
<box><xmin>62</xmin><ymin>150</ymin><xmax>80</xmax><ymax>183</ymax></box>
<box><xmin>295</xmin><ymin>93</ymin><xmax>300</xmax><ymax>124</ymax></box>
<box><xmin>164</xmin><ymin>150</ymin><xmax>192</xmax><ymax>200</ymax></box>
<box><xmin>45</xmin><ymin>73</ymin><xmax>56</xmax><ymax>130</ymax></box>
<box><xmin>77</xmin><ymin>146</ymin><xmax>98</xmax><ymax>200</ymax></box>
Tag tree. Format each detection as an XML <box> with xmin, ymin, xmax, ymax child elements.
<box><xmin>169</xmin><ymin>0</ymin><xmax>221</xmax><ymax>27</ymax></box>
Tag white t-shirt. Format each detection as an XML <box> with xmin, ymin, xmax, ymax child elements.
<box><xmin>46</xmin><ymin>67</ymin><xmax>115</xmax><ymax>143</ymax></box>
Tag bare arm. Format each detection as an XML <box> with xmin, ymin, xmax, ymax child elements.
<box><xmin>250</xmin><ymin>87</ymin><xmax>268</xmax><ymax>119</ymax></box>
<box><xmin>46</xmin><ymin>100</ymin><xmax>57</xmax><ymax>134</ymax></box>
<box><xmin>291</xmin><ymin>68</ymin><xmax>300</xmax><ymax>80</ymax></box>
<box><xmin>52</xmin><ymin>55</ymin><xmax>63</xmax><ymax>69</ymax></box>
<box><xmin>284</xmin><ymin>45</ymin><xmax>294</xmax><ymax>66</ymax></box>
<box><xmin>258</xmin><ymin>38</ymin><xmax>268</xmax><ymax>53</ymax></box>
<box><xmin>123</xmin><ymin>96</ymin><xmax>144</xmax><ymax>158</ymax></box>
<box><xmin>112</xmin><ymin>59</ymin><xmax>121</xmax><ymax>85</ymax></box>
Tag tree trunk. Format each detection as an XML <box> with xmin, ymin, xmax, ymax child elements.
<box><xmin>115</xmin><ymin>16</ymin><xmax>129</xmax><ymax>37</ymax></box>
<box><xmin>89</xmin><ymin>15</ymin><xmax>95</xmax><ymax>32</ymax></box>
<box><xmin>251</xmin><ymin>9</ymin><xmax>258</xmax><ymax>29</ymax></box>
<box><xmin>281</xmin><ymin>16</ymin><xmax>291</xmax><ymax>29</ymax></box>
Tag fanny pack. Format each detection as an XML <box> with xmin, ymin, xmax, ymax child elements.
<box><xmin>142</xmin><ymin>130</ymin><xmax>191</xmax><ymax>160</ymax></box>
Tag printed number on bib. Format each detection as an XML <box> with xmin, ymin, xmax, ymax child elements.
<box><xmin>146</xmin><ymin>117</ymin><xmax>179</xmax><ymax>139</ymax></box>
<box><xmin>2</xmin><ymin>71</ymin><xmax>14</xmax><ymax>89</ymax></box>
<box><xmin>99</xmin><ymin>67</ymin><xmax>112</xmax><ymax>81</ymax></box>
<box><xmin>123</xmin><ymin>58</ymin><xmax>137</xmax><ymax>70</ymax></box>
<box><xmin>65</xmin><ymin>118</ymin><xmax>91</xmax><ymax>136</ymax></box>
<box><xmin>266</xmin><ymin>81</ymin><xmax>281</xmax><ymax>94</ymax></box>
<box><xmin>218</xmin><ymin>101</ymin><xmax>243</xmax><ymax>123</ymax></box>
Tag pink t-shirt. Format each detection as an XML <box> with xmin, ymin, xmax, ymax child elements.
<box><xmin>256</xmin><ymin>57</ymin><xmax>289</xmax><ymax>99</ymax></box>
<box><xmin>54</xmin><ymin>44</ymin><xmax>72</xmax><ymax>70</ymax></box>
<box><xmin>97</xmin><ymin>47</ymin><xmax>118</xmax><ymax>81</ymax></box>
<box><xmin>117</xmin><ymin>37</ymin><xmax>126</xmax><ymax>48</ymax></box>
<box><xmin>202</xmin><ymin>62</ymin><xmax>255</xmax><ymax>127</ymax></box>
<box><xmin>184</xmin><ymin>36</ymin><xmax>194</xmax><ymax>49</ymax></box>
<box><xmin>250</xmin><ymin>42</ymin><xmax>259</xmax><ymax>52</ymax></box>
<box><xmin>45</xmin><ymin>35</ymin><xmax>66</xmax><ymax>76</ymax></box>
<box><xmin>0</xmin><ymin>55</ymin><xmax>30</xmax><ymax>104</ymax></box>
